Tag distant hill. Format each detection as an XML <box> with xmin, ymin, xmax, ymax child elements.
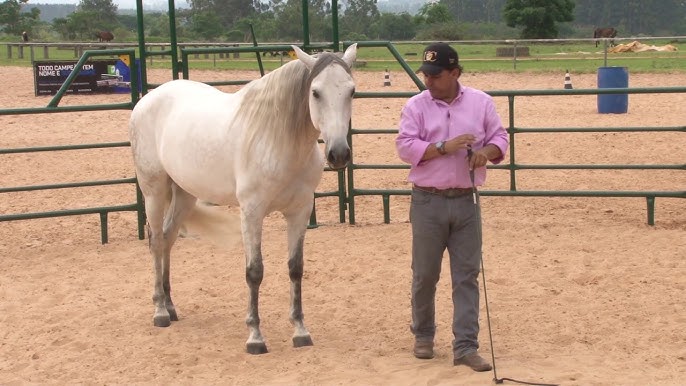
<box><xmin>22</xmin><ymin>3</ymin><xmax>76</xmax><ymax>22</ymax></box>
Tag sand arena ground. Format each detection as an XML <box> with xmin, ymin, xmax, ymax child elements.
<box><xmin>0</xmin><ymin>66</ymin><xmax>684</xmax><ymax>385</ymax></box>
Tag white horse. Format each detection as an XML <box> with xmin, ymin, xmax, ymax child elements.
<box><xmin>129</xmin><ymin>44</ymin><xmax>357</xmax><ymax>354</ymax></box>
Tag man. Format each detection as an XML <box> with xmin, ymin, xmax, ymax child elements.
<box><xmin>395</xmin><ymin>42</ymin><xmax>508</xmax><ymax>372</ymax></box>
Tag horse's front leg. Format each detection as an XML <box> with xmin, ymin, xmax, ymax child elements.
<box><xmin>285</xmin><ymin>206</ymin><xmax>314</xmax><ymax>348</ymax></box>
<box><xmin>241</xmin><ymin>209</ymin><xmax>268</xmax><ymax>354</ymax></box>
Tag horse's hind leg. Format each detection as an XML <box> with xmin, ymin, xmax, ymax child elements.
<box><xmin>241</xmin><ymin>207</ymin><xmax>269</xmax><ymax>354</ymax></box>
<box><xmin>139</xmin><ymin>176</ymin><xmax>170</xmax><ymax>327</ymax></box>
<box><xmin>284</xmin><ymin>205</ymin><xmax>314</xmax><ymax>348</ymax></box>
<box><xmin>147</xmin><ymin>182</ymin><xmax>196</xmax><ymax>327</ymax></box>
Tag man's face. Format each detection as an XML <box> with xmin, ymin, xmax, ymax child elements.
<box><xmin>422</xmin><ymin>68</ymin><xmax>459</xmax><ymax>101</ymax></box>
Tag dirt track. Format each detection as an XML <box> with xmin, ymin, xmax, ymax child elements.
<box><xmin>1</xmin><ymin>66</ymin><xmax>684</xmax><ymax>385</ymax></box>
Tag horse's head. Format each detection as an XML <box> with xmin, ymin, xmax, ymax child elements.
<box><xmin>292</xmin><ymin>44</ymin><xmax>357</xmax><ymax>170</ymax></box>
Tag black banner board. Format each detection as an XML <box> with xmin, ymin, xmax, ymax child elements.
<box><xmin>33</xmin><ymin>59</ymin><xmax>121</xmax><ymax>96</ymax></box>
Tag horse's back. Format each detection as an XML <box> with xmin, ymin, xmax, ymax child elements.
<box><xmin>130</xmin><ymin>80</ymin><xmax>224</xmax><ymax>158</ymax></box>
<box><xmin>130</xmin><ymin>79</ymin><xmax>242</xmax><ymax>204</ymax></box>
<box><xmin>131</xmin><ymin>80</ymin><xmax>225</xmax><ymax>126</ymax></box>
<box><xmin>594</xmin><ymin>27</ymin><xmax>617</xmax><ymax>38</ymax></box>
<box><xmin>131</xmin><ymin>79</ymin><xmax>238</xmax><ymax>161</ymax></box>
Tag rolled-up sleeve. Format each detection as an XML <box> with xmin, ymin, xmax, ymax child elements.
<box><xmin>396</xmin><ymin>103</ymin><xmax>430</xmax><ymax>167</ymax></box>
<box><xmin>483</xmin><ymin>99</ymin><xmax>509</xmax><ymax>164</ymax></box>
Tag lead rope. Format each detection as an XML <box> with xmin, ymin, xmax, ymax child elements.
<box><xmin>467</xmin><ymin>148</ymin><xmax>558</xmax><ymax>386</ymax></box>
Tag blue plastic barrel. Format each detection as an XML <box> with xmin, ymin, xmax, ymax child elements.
<box><xmin>597</xmin><ymin>66</ymin><xmax>628</xmax><ymax>114</ymax></box>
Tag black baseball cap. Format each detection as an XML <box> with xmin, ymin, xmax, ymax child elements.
<box><xmin>416</xmin><ymin>42</ymin><xmax>459</xmax><ymax>75</ymax></box>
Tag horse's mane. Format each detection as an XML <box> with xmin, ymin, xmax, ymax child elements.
<box><xmin>238</xmin><ymin>52</ymin><xmax>351</xmax><ymax>170</ymax></box>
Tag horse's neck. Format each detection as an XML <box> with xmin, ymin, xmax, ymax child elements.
<box><xmin>239</xmin><ymin>63</ymin><xmax>319</xmax><ymax>166</ymax></box>
<box><xmin>249</xmin><ymin>124</ymin><xmax>320</xmax><ymax>179</ymax></box>
<box><xmin>275</xmin><ymin>121</ymin><xmax>319</xmax><ymax>163</ymax></box>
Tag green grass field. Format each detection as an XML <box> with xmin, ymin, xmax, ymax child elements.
<box><xmin>3</xmin><ymin>40</ymin><xmax>685</xmax><ymax>74</ymax></box>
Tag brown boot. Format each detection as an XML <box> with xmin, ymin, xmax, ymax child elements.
<box><xmin>413</xmin><ymin>340</ymin><xmax>434</xmax><ymax>359</ymax></box>
<box><xmin>453</xmin><ymin>352</ymin><xmax>492</xmax><ymax>372</ymax></box>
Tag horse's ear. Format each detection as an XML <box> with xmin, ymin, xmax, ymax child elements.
<box><xmin>292</xmin><ymin>45</ymin><xmax>316</xmax><ymax>69</ymax></box>
<box><xmin>341</xmin><ymin>43</ymin><xmax>357</xmax><ymax>68</ymax></box>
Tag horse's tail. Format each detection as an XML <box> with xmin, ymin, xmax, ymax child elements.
<box><xmin>180</xmin><ymin>201</ymin><xmax>242</xmax><ymax>249</ymax></box>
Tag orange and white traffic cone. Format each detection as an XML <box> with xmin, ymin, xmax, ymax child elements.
<box><xmin>564</xmin><ymin>70</ymin><xmax>573</xmax><ymax>89</ymax></box>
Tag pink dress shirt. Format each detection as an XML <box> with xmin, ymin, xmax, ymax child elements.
<box><xmin>395</xmin><ymin>84</ymin><xmax>509</xmax><ymax>189</ymax></box>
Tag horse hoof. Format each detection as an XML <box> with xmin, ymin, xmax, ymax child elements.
<box><xmin>168</xmin><ymin>308</ymin><xmax>179</xmax><ymax>321</ymax></box>
<box><xmin>293</xmin><ymin>335</ymin><xmax>314</xmax><ymax>348</ymax></box>
<box><xmin>246</xmin><ymin>342</ymin><xmax>268</xmax><ymax>355</ymax></box>
<box><xmin>153</xmin><ymin>315</ymin><xmax>171</xmax><ymax>327</ymax></box>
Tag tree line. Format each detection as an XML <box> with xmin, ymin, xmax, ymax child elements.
<box><xmin>1</xmin><ymin>0</ymin><xmax>685</xmax><ymax>43</ymax></box>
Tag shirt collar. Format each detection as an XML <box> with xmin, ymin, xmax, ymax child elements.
<box><xmin>429</xmin><ymin>81</ymin><xmax>463</xmax><ymax>105</ymax></box>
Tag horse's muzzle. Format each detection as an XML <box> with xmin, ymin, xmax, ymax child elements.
<box><xmin>326</xmin><ymin>147</ymin><xmax>351</xmax><ymax>170</ymax></box>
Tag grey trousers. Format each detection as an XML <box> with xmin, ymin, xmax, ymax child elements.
<box><xmin>409</xmin><ymin>188</ymin><xmax>482</xmax><ymax>357</ymax></box>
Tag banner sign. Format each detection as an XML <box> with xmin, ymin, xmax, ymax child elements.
<box><xmin>33</xmin><ymin>59</ymin><xmax>131</xmax><ymax>96</ymax></box>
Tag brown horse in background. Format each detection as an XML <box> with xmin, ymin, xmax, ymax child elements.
<box><xmin>95</xmin><ymin>31</ymin><xmax>114</xmax><ymax>42</ymax></box>
<box><xmin>594</xmin><ymin>27</ymin><xmax>617</xmax><ymax>47</ymax></box>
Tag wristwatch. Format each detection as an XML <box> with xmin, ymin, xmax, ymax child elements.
<box><xmin>435</xmin><ymin>141</ymin><xmax>447</xmax><ymax>155</ymax></box>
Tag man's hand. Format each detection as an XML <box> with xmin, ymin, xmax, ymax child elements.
<box><xmin>468</xmin><ymin>144</ymin><xmax>502</xmax><ymax>170</ymax></box>
<box><xmin>445</xmin><ymin>134</ymin><xmax>475</xmax><ymax>154</ymax></box>
<box><xmin>468</xmin><ymin>149</ymin><xmax>489</xmax><ymax>170</ymax></box>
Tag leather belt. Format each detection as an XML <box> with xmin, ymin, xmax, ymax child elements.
<box><xmin>413</xmin><ymin>185</ymin><xmax>473</xmax><ymax>198</ymax></box>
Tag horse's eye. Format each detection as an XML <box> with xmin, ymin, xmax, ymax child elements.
<box><xmin>312</xmin><ymin>90</ymin><xmax>320</xmax><ymax>99</ymax></box>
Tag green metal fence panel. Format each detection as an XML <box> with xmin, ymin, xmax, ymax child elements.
<box><xmin>0</xmin><ymin>48</ymin><xmax>145</xmax><ymax>244</ymax></box>
<box><xmin>345</xmin><ymin>83</ymin><xmax>686</xmax><ymax>226</ymax></box>
<box><xmin>2</xmin><ymin>9</ymin><xmax>684</xmax><ymax>245</ymax></box>
<box><xmin>0</xmin><ymin>141</ymin><xmax>144</xmax><ymax>244</ymax></box>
